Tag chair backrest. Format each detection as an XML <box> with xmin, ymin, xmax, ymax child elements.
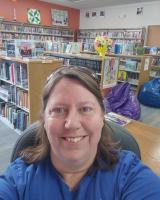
<box><xmin>10</xmin><ymin>121</ymin><xmax>141</xmax><ymax>162</ymax></box>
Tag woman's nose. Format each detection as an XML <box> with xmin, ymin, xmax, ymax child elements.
<box><xmin>64</xmin><ymin>109</ymin><xmax>80</xmax><ymax>130</ymax></box>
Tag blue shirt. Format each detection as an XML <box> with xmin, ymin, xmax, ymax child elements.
<box><xmin>0</xmin><ymin>150</ymin><xmax>160</xmax><ymax>200</ymax></box>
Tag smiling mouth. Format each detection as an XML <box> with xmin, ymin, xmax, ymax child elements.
<box><xmin>62</xmin><ymin>136</ymin><xmax>86</xmax><ymax>143</ymax></box>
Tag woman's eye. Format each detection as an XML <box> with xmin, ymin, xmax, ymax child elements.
<box><xmin>55</xmin><ymin>107</ymin><xmax>66</xmax><ymax>113</ymax></box>
<box><xmin>49</xmin><ymin>107</ymin><xmax>66</xmax><ymax>115</ymax></box>
<box><xmin>80</xmin><ymin>107</ymin><xmax>93</xmax><ymax>113</ymax></box>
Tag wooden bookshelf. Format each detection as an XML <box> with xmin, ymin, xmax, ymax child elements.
<box><xmin>0</xmin><ymin>20</ymin><xmax>74</xmax><ymax>51</ymax></box>
<box><xmin>107</xmin><ymin>54</ymin><xmax>151</xmax><ymax>93</ymax></box>
<box><xmin>44</xmin><ymin>51</ymin><xmax>103</xmax><ymax>82</ymax></box>
<box><xmin>77</xmin><ymin>28</ymin><xmax>146</xmax><ymax>54</ymax></box>
<box><xmin>0</xmin><ymin>56</ymin><xmax>62</xmax><ymax>132</ymax></box>
<box><xmin>43</xmin><ymin>51</ymin><xmax>151</xmax><ymax>94</ymax></box>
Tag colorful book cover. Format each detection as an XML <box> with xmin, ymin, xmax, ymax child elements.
<box><xmin>118</xmin><ymin>70</ymin><xmax>127</xmax><ymax>81</ymax></box>
<box><xmin>105</xmin><ymin>112</ymin><xmax>132</xmax><ymax>126</ymax></box>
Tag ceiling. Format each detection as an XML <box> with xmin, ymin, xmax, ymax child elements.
<box><xmin>40</xmin><ymin>0</ymin><xmax>158</xmax><ymax>9</ymax></box>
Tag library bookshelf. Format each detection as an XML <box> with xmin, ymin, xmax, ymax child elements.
<box><xmin>44</xmin><ymin>51</ymin><xmax>151</xmax><ymax>94</ymax></box>
<box><xmin>0</xmin><ymin>20</ymin><xmax>75</xmax><ymax>51</ymax></box>
<box><xmin>44</xmin><ymin>51</ymin><xmax>103</xmax><ymax>82</ymax></box>
<box><xmin>0</xmin><ymin>56</ymin><xmax>62</xmax><ymax>133</ymax></box>
<box><xmin>77</xmin><ymin>28</ymin><xmax>146</xmax><ymax>53</ymax></box>
<box><xmin>110</xmin><ymin>54</ymin><xmax>151</xmax><ymax>93</ymax></box>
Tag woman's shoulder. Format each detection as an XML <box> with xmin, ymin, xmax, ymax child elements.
<box><xmin>116</xmin><ymin>150</ymin><xmax>151</xmax><ymax>176</ymax></box>
<box><xmin>10</xmin><ymin>157</ymin><xmax>34</xmax><ymax>170</ymax></box>
<box><xmin>96</xmin><ymin>150</ymin><xmax>160</xmax><ymax>199</ymax></box>
<box><xmin>0</xmin><ymin>157</ymin><xmax>54</xmax><ymax>199</ymax></box>
<box><xmin>3</xmin><ymin>157</ymin><xmax>49</xmax><ymax>184</ymax></box>
<box><xmin>114</xmin><ymin>150</ymin><xmax>160</xmax><ymax>193</ymax></box>
<box><xmin>3</xmin><ymin>157</ymin><xmax>37</xmax><ymax>182</ymax></box>
<box><xmin>118</xmin><ymin>150</ymin><xmax>140</xmax><ymax>167</ymax></box>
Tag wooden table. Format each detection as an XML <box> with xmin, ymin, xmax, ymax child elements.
<box><xmin>125</xmin><ymin>121</ymin><xmax>160</xmax><ymax>176</ymax></box>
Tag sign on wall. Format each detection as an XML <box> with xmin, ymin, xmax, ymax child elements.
<box><xmin>51</xmin><ymin>9</ymin><xmax>68</xmax><ymax>26</ymax></box>
<box><xmin>28</xmin><ymin>8</ymin><xmax>41</xmax><ymax>25</ymax></box>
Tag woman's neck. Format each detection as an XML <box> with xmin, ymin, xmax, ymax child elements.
<box><xmin>50</xmin><ymin>154</ymin><xmax>92</xmax><ymax>190</ymax></box>
<box><xmin>61</xmin><ymin>169</ymin><xmax>88</xmax><ymax>190</ymax></box>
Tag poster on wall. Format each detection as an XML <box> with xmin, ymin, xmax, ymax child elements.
<box><xmin>102</xmin><ymin>57</ymin><xmax>119</xmax><ymax>88</ymax></box>
<box><xmin>85</xmin><ymin>11</ymin><xmax>90</xmax><ymax>18</ymax></box>
<box><xmin>92</xmin><ymin>11</ymin><xmax>97</xmax><ymax>18</ymax></box>
<box><xmin>27</xmin><ymin>8</ymin><xmax>41</xmax><ymax>25</ymax></box>
<box><xmin>51</xmin><ymin>9</ymin><xmax>68</xmax><ymax>26</ymax></box>
<box><xmin>137</xmin><ymin>7</ymin><xmax>143</xmax><ymax>15</ymax></box>
<box><xmin>99</xmin><ymin>10</ymin><xmax>105</xmax><ymax>17</ymax></box>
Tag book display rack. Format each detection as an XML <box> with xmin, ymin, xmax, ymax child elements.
<box><xmin>0</xmin><ymin>56</ymin><xmax>62</xmax><ymax>133</ymax></box>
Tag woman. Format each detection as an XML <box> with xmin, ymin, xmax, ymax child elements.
<box><xmin>0</xmin><ymin>66</ymin><xmax>160</xmax><ymax>199</ymax></box>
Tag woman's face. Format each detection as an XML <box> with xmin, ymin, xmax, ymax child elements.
<box><xmin>44</xmin><ymin>78</ymin><xmax>104</xmax><ymax>171</ymax></box>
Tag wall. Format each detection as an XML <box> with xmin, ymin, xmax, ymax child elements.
<box><xmin>80</xmin><ymin>1</ymin><xmax>160</xmax><ymax>29</ymax></box>
<box><xmin>0</xmin><ymin>0</ymin><xmax>80</xmax><ymax>31</ymax></box>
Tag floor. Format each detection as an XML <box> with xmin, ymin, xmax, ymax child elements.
<box><xmin>139</xmin><ymin>104</ymin><xmax>160</xmax><ymax>128</ymax></box>
<box><xmin>0</xmin><ymin>120</ymin><xmax>19</xmax><ymax>174</ymax></box>
<box><xmin>0</xmin><ymin>104</ymin><xmax>160</xmax><ymax>174</ymax></box>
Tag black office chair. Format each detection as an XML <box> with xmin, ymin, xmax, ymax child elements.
<box><xmin>10</xmin><ymin>121</ymin><xmax>141</xmax><ymax>162</ymax></box>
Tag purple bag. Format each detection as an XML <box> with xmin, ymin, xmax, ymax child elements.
<box><xmin>104</xmin><ymin>82</ymin><xmax>141</xmax><ymax>120</ymax></box>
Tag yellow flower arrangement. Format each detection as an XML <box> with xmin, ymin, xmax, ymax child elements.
<box><xmin>94</xmin><ymin>35</ymin><xmax>112</xmax><ymax>58</ymax></box>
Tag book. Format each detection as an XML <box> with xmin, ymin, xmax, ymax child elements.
<box><xmin>6</xmin><ymin>42</ymin><xmax>15</xmax><ymax>57</ymax></box>
<box><xmin>118</xmin><ymin>70</ymin><xmax>127</xmax><ymax>81</ymax></box>
<box><xmin>105</xmin><ymin>112</ymin><xmax>132</xmax><ymax>126</ymax></box>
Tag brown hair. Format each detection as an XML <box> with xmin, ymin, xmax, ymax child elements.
<box><xmin>20</xmin><ymin>66</ymin><xmax>119</xmax><ymax>170</ymax></box>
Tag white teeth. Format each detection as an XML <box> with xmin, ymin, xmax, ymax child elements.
<box><xmin>65</xmin><ymin>136</ymin><xmax>83</xmax><ymax>143</ymax></box>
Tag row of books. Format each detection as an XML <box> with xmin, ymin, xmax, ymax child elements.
<box><xmin>150</xmin><ymin>70</ymin><xmax>160</xmax><ymax>78</ymax></box>
<box><xmin>118</xmin><ymin>70</ymin><xmax>139</xmax><ymax>85</ymax></box>
<box><xmin>2</xmin><ymin>33</ymin><xmax>54</xmax><ymax>41</ymax></box>
<box><xmin>69</xmin><ymin>58</ymin><xmax>102</xmax><ymax>73</ymax></box>
<box><xmin>15</xmin><ymin>64</ymin><xmax>28</xmax><ymax>88</ymax></box>
<box><xmin>0</xmin><ymin>23</ymin><xmax>73</xmax><ymax>36</ymax></box>
<box><xmin>0</xmin><ymin>62</ymin><xmax>15</xmax><ymax>83</ymax></box>
<box><xmin>0</xmin><ymin>82</ymin><xmax>29</xmax><ymax>109</ymax></box>
<box><xmin>0</xmin><ymin>61</ymin><xmax>28</xmax><ymax>89</ymax></box>
<box><xmin>47</xmin><ymin>53</ymin><xmax>102</xmax><ymax>74</ymax></box>
<box><xmin>51</xmin><ymin>42</ymin><xmax>82</xmax><ymax>54</ymax></box>
<box><xmin>0</xmin><ymin>84</ymin><xmax>15</xmax><ymax>102</ymax></box>
<box><xmin>151</xmin><ymin>58</ymin><xmax>160</xmax><ymax>66</ymax></box>
<box><xmin>77</xmin><ymin>39</ymin><xmax>142</xmax><ymax>55</ymax></box>
<box><xmin>119</xmin><ymin>59</ymin><xmax>141</xmax><ymax>71</ymax></box>
<box><xmin>0</xmin><ymin>101</ymin><xmax>29</xmax><ymax>131</ymax></box>
<box><xmin>16</xmin><ymin>88</ymin><xmax>29</xmax><ymax>110</ymax></box>
<box><xmin>123</xmin><ymin>31</ymin><xmax>142</xmax><ymax>39</ymax></box>
<box><xmin>2</xmin><ymin>33</ymin><xmax>74</xmax><ymax>42</ymax></box>
<box><xmin>78</xmin><ymin>30</ymin><xmax>142</xmax><ymax>39</ymax></box>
